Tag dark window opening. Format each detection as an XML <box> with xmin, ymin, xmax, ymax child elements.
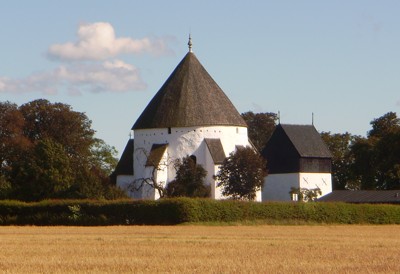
<box><xmin>190</xmin><ymin>155</ymin><xmax>197</xmax><ymax>164</ymax></box>
<box><xmin>168</xmin><ymin>127</ymin><xmax>171</xmax><ymax>134</ymax></box>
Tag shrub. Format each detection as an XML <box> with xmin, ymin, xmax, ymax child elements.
<box><xmin>0</xmin><ymin>199</ymin><xmax>400</xmax><ymax>225</ymax></box>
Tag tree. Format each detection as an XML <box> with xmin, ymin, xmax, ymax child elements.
<box><xmin>0</xmin><ymin>99</ymin><xmax>125</xmax><ymax>201</ymax></box>
<box><xmin>320</xmin><ymin>132</ymin><xmax>357</xmax><ymax>190</ymax></box>
<box><xmin>0</xmin><ymin>101</ymin><xmax>31</xmax><ymax>183</ymax></box>
<box><xmin>89</xmin><ymin>138</ymin><xmax>118</xmax><ymax>176</ymax></box>
<box><xmin>19</xmin><ymin>99</ymin><xmax>95</xmax><ymax>157</ymax></box>
<box><xmin>241</xmin><ymin>111</ymin><xmax>277</xmax><ymax>152</ymax></box>
<box><xmin>166</xmin><ymin>156</ymin><xmax>209</xmax><ymax>198</ymax></box>
<box><xmin>350</xmin><ymin>112</ymin><xmax>400</xmax><ymax>190</ymax></box>
<box><xmin>215</xmin><ymin>146</ymin><xmax>266</xmax><ymax>200</ymax></box>
<box><xmin>368</xmin><ymin>112</ymin><xmax>400</xmax><ymax>139</ymax></box>
<box><xmin>12</xmin><ymin>138</ymin><xmax>74</xmax><ymax>201</ymax></box>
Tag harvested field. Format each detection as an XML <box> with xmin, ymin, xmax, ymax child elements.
<box><xmin>0</xmin><ymin>225</ymin><xmax>399</xmax><ymax>273</ymax></box>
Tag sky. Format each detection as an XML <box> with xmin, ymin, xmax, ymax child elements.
<box><xmin>1</xmin><ymin>1</ymin><xmax>399</xmax><ymax>157</ymax></box>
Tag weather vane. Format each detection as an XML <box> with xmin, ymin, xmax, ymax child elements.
<box><xmin>188</xmin><ymin>33</ymin><xmax>193</xmax><ymax>52</ymax></box>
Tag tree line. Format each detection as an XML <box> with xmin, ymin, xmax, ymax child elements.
<box><xmin>321</xmin><ymin>112</ymin><xmax>400</xmax><ymax>190</ymax></box>
<box><xmin>1</xmin><ymin>99</ymin><xmax>398</xmax><ymax>202</ymax></box>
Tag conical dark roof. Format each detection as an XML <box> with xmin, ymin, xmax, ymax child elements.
<box><xmin>132</xmin><ymin>52</ymin><xmax>246</xmax><ymax>129</ymax></box>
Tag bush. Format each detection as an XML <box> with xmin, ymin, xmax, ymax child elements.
<box><xmin>0</xmin><ymin>199</ymin><xmax>399</xmax><ymax>225</ymax></box>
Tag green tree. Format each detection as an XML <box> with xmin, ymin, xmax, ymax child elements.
<box><xmin>19</xmin><ymin>99</ymin><xmax>95</xmax><ymax>157</ymax></box>
<box><xmin>215</xmin><ymin>146</ymin><xmax>266</xmax><ymax>200</ymax></box>
<box><xmin>321</xmin><ymin>132</ymin><xmax>357</xmax><ymax>190</ymax></box>
<box><xmin>368</xmin><ymin>112</ymin><xmax>400</xmax><ymax>138</ymax></box>
<box><xmin>350</xmin><ymin>112</ymin><xmax>400</xmax><ymax>190</ymax></box>
<box><xmin>89</xmin><ymin>138</ymin><xmax>118</xmax><ymax>177</ymax></box>
<box><xmin>350</xmin><ymin>136</ymin><xmax>376</xmax><ymax>190</ymax></box>
<box><xmin>241</xmin><ymin>111</ymin><xmax>277</xmax><ymax>152</ymax></box>
<box><xmin>166</xmin><ymin>156</ymin><xmax>210</xmax><ymax>198</ymax></box>
<box><xmin>12</xmin><ymin>139</ymin><xmax>74</xmax><ymax>201</ymax></box>
<box><xmin>0</xmin><ymin>99</ymin><xmax>125</xmax><ymax>200</ymax></box>
<box><xmin>0</xmin><ymin>175</ymin><xmax>12</xmax><ymax>199</ymax></box>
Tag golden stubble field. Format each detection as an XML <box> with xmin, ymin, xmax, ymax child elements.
<box><xmin>1</xmin><ymin>225</ymin><xmax>399</xmax><ymax>273</ymax></box>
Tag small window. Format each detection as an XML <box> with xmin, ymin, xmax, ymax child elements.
<box><xmin>168</xmin><ymin>127</ymin><xmax>171</xmax><ymax>134</ymax></box>
<box><xmin>190</xmin><ymin>155</ymin><xmax>197</xmax><ymax>164</ymax></box>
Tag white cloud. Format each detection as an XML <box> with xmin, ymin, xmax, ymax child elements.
<box><xmin>48</xmin><ymin>22</ymin><xmax>174</xmax><ymax>61</ymax></box>
<box><xmin>0</xmin><ymin>60</ymin><xmax>146</xmax><ymax>95</ymax></box>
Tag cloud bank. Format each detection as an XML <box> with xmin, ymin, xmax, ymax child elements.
<box><xmin>1</xmin><ymin>22</ymin><xmax>174</xmax><ymax>95</ymax></box>
<box><xmin>48</xmin><ymin>22</ymin><xmax>173</xmax><ymax>61</ymax></box>
<box><xmin>0</xmin><ymin>60</ymin><xmax>146</xmax><ymax>95</ymax></box>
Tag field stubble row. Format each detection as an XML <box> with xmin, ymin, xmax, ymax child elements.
<box><xmin>0</xmin><ymin>225</ymin><xmax>399</xmax><ymax>273</ymax></box>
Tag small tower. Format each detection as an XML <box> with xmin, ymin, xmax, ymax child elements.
<box><xmin>261</xmin><ymin>124</ymin><xmax>332</xmax><ymax>201</ymax></box>
<box><xmin>117</xmin><ymin>37</ymin><xmax>257</xmax><ymax>200</ymax></box>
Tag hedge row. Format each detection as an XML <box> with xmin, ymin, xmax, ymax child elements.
<box><xmin>0</xmin><ymin>198</ymin><xmax>399</xmax><ymax>225</ymax></box>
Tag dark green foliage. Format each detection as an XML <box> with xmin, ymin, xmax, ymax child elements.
<box><xmin>321</xmin><ymin>112</ymin><xmax>400</xmax><ymax>191</ymax></box>
<box><xmin>215</xmin><ymin>146</ymin><xmax>266</xmax><ymax>200</ymax></box>
<box><xmin>321</xmin><ymin>132</ymin><xmax>357</xmax><ymax>190</ymax></box>
<box><xmin>0</xmin><ymin>99</ymin><xmax>124</xmax><ymax>201</ymax></box>
<box><xmin>166</xmin><ymin>156</ymin><xmax>210</xmax><ymax>198</ymax></box>
<box><xmin>241</xmin><ymin>111</ymin><xmax>277</xmax><ymax>152</ymax></box>
<box><xmin>12</xmin><ymin>138</ymin><xmax>74</xmax><ymax>201</ymax></box>
<box><xmin>0</xmin><ymin>199</ymin><xmax>400</xmax><ymax>225</ymax></box>
<box><xmin>350</xmin><ymin>112</ymin><xmax>400</xmax><ymax>190</ymax></box>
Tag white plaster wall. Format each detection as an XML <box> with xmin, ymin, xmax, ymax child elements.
<box><xmin>213</xmin><ymin>165</ymin><xmax>225</xmax><ymax>200</ymax></box>
<box><xmin>299</xmin><ymin>173</ymin><xmax>332</xmax><ymax>198</ymax></box>
<box><xmin>262</xmin><ymin>173</ymin><xmax>333</xmax><ymax>201</ymax></box>
<box><xmin>133</xmin><ymin>125</ymin><xmax>249</xmax><ymax>200</ymax></box>
<box><xmin>116</xmin><ymin>175</ymin><xmax>134</xmax><ymax>198</ymax></box>
<box><xmin>262</xmin><ymin>173</ymin><xmax>300</xmax><ymax>201</ymax></box>
<box><xmin>154</xmin><ymin>150</ymin><xmax>169</xmax><ymax>200</ymax></box>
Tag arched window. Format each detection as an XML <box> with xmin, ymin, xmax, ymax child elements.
<box><xmin>190</xmin><ymin>155</ymin><xmax>197</xmax><ymax>164</ymax></box>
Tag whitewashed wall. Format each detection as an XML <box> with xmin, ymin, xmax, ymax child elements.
<box><xmin>132</xmin><ymin>125</ymin><xmax>250</xmax><ymax>200</ymax></box>
<box><xmin>262</xmin><ymin>173</ymin><xmax>332</xmax><ymax>202</ymax></box>
<box><xmin>299</xmin><ymin>172</ymin><xmax>332</xmax><ymax>198</ymax></box>
<box><xmin>116</xmin><ymin>175</ymin><xmax>134</xmax><ymax>198</ymax></box>
<box><xmin>262</xmin><ymin>173</ymin><xmax>300</xmax><ymax>201</ymax></box>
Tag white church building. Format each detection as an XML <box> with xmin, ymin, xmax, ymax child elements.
<box><xmin>114</xmin><ymin>37</ymin><xmax>332</xmax><ymax>202</ymax></box>
<box><xmin>115</xmin><ymin>37</ymin><xmax>259</xmax><ymax>200</ymax></box>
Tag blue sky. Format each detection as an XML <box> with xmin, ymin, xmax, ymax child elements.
<box><xmin>1</xmin><ymin>1</ymin><xmax>399</xmax><ymax>157</ymax></box>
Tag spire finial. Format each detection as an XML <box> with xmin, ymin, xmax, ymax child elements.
<box><xmin>188</xmin><ymin>33</ymin><xmax>193</xmax><ymax>52</ymax></box>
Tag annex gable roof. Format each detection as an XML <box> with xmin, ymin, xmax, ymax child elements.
<box><xmin>262</xmin><ymin>124</ymin><xmax>332</xmax><ymax>174</ymax></box>
<box><xmin>278</xmin><ymin>124</ymin><xmax>332</xmax><ymax>158</ymax></box>
<box><xmin>132</xmin><ymin>52</ymin><xmax>246</xmax><ymax>130</ymax></box>
<box><xmin>113</xmin><ymin>139</ymin><xmax>134</xmax><ymax>175</ymax></box>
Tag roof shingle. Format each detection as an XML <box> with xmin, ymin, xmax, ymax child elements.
<box><xmin>132</xmin><ymin>52</ymin><xmax>246</xmax><ymax>130</ymax></box>
<box><xmin>113</xmin><ymin>139</ymin><xmax>134</xmax><ymax>175</ymax></box>
<box><xmin>145</xmin><ymin>144</ymin><xmax>168</xmax><ymax>167</ymax></box>
<box><xmin>280</xmin><ymin>124</ymin><xmax>332</xmax><ymax>158</ymax></box>
<box><xmin>204</xmin><ymin>138</ymin><xmax>226</xmax><ymax>164</ymax></box>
